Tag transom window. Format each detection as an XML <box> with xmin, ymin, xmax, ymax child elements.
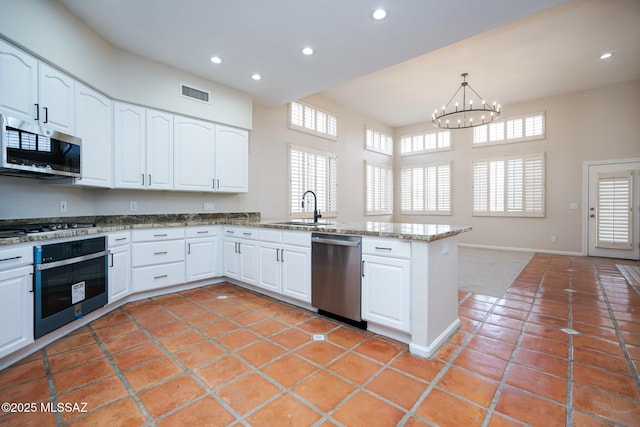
<box><xmin>400</xmin><ymin>163</ymin><xmax>451</xmax><ymax>215</ymax></box>
<box><xmin>400</xmin><ymin>130</ymin><xmax>450</xmax><ymax>155</ymax></box>
<box><xmin>365</xmin><ymin>127</ymin><xmax>393</xmax><ymax>156</ymax></box>
<box><xmin>473</xmin><ymin>112</ymin><xmax>545</xmax><ymax>146</ymax></box>
<box><xmin>473</xmin><ymin>153</ymin><xmax>545</xmax><ymax>217</ymax></box>
<box><xmin>365</xmin><ymin>162</ymin><xmax>393</xmax><ymax>215</ymax></box>
<box><xmin>289</xmin><ymin>101</ymin><xmax>338</xmax><ymax>140</ymax></box>
<box><xmin>289</xmin><ymin>145</ymin><xmax>337</xmax><ymax>218</ymax></box>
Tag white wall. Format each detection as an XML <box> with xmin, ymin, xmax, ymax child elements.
<box><xmin>394</xmin><ymin>79</ymin><xmax>640</xmax><ymax>254</ymax></box>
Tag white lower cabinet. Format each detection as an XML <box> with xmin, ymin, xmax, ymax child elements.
<box><xmin>108</xmin><ymin>232</ymin><xmax>131</xmax><ymax>303</ymax></box>
<box><xmin>186</xmin><ymin>226</ymin><xmax>220</xmax><ymax>282</ymax></box>
<box><xmin>281</xmin><ymin>243</ymin><xmax>311</xmax><ymax>303</ymax></box>
<box><xmin>361</xmin><ymin>238</ymin><xmax>411</xmax><ymax>333</ymax></box>
<box><xmin>0</xmin><ymin>245</ymin><xmax>33</xmax><ymax>358</ymax></box>
<box><xmin>131</xmin><ymin>228</ymin><xmax>185</xmax><ymax>292</ymax></box>
<box><xmin>257</xmin><ymin>230</ymin><xmax>311</xmax><ymax>303</ymax></box>
<box><xmin>223</xmin><ymin>227</ymin><xmax>257</xmax><ymax>285</ymax></box>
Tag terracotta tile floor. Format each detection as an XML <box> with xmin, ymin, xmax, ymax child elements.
<box><xmin>1</xmin><ymin>254</ymin><xmax>639</xmax><ymax>426</ymax></box>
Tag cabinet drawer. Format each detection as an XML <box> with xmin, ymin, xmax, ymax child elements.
<box><xmin>108</xmin><ymin>231</ymin><xmax>131</xmax><ymax>246</ymax></box>
<box><xmin>257</xmin><ymin>229</ymin><xmax>281</xmax><ymax>243</ymax></box>
<box><xmin>282</xmin><ymin>231</ymin><xmax>310</xmax><ymax>247</ymax></box>
<box><xmin>131</xmin><ymin>262</ymin><xmax>185</xmax><ymax>292</ymax></box>
<box><xmin>132</xmin><ymin>227</ymin><xmax>185</xmax><ymax>242</ymax></box>
<box><xmin>132</xmin><ymin>240</ymin><xmax>185</xmax><ymax>267</ymax></box>
<box><xmin>362</xmin><ymin>238</ymin><xmax>411</xmax><ymax>258</ymax></box>
<box><xmin>185</xmin><ymin>225</ymin><xmax>220</xmax><ymax>238</ymax></box>
<box><xmin>0</xmin><ymin>245</ymin><xmax>33</xmax><ymax>268</ymax></box>
<box><xmin>224</xmin><ymin>227</ymin><xmax>256</xmax><ymax>240</ymax></box>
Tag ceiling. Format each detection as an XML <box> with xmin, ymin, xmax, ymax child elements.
<box><xmin>58</xmin><ymin>0</ymin><xmax>640</xmax><ymax>127</ymax></box>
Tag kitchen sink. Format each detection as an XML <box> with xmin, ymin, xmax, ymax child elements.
<box><xmin>272</xmin><ymin>221</ymin><xmax>333</xmax><ymax>227</ymax></box>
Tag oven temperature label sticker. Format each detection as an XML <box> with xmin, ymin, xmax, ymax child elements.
<box><xmin>71</xmin><ymin>281</ymin><xmax>86</xmax><ymax>304</ymax></box>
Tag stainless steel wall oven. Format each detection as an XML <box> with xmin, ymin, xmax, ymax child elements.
<box><xmin>33</xmin><ymin>236</ymin><xmax>108</xmax><ymax>338</ymax></box>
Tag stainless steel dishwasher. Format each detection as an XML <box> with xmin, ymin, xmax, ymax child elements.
<box><xmin>311</xmin><ymin>233</ymin><xmax>365</xmax><ymax>326</ymax></box>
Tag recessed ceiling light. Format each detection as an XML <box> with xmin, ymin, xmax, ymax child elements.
<box><xmin>302</xmin><ymin>47</ymin><xmax>314</xmax><ymax>56</ymax></box>
<box><xmin>599</xmin><ymin>52</ymin><xmax>614</xmax><ymax>60</ymax></box>
<box><xmin>210</xmin><ymin>56</ymin><xmax>222</xmax><ymax>64</ymax></box>
<box><xmin>372</xmin><ymin>8</ymin><xmax>387</xmax><ymax>20</ymax></box>
<box><xmin>251</xmin><ymin>73</ymin><xmax>262</xmax><ymax>81</ymax></box>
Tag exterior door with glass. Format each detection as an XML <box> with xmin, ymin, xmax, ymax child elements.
<box><xmin>587</xmin><ymin>160</ymin><xmax>640</xmax><ymax>260</ymax></box>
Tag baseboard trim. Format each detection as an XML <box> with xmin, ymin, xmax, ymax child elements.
<box><xmin>409</xmin><ymin>318</ymin><xmax>461</xmax><ymax>358</ymax></box>
<box><xmin>458</xmin><ymin>243</ymin><xmax>583</xmax><ymax>257</ymax></box>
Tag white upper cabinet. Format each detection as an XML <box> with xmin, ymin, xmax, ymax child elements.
<box><xmin>174</xmin><ymin>115</ymin><xmax>215</xmax><ymax>191</ymax></box>
<box><xmin>0</xmin><ymin>40</ymin><xmax>75</xmax><ymax>134</ymax></box>
<box><xmin>38</xmin><ymin>63</ymin><xmax>75</xmax><ymax>134</ymax></box>
<box><xmin>114</xmin><ymin>102</ymin><xmax>146</xmax><ymax>189</ymax></box>
<box><xmin>0</xmin><ymin>39</ymin><xmax>38</xmax><ymax>122</ymax></box>
<box><xmin>146</xmin><ymin>109</ymin><xmax>174</xmax><ymax>190</ymax></box>
<box><xmin>215</xmin><ymin>125</ymin><xmax>248</xmax><ymax>193</ymax></box>
<box><xmin>74</xmin><ymin>83</ymin><xmax>112</xmax><ymax>188</ymax></box>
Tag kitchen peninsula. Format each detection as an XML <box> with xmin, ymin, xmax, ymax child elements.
<box><xmin>0</xmin><ymin>213</ymin><xmax>471</xmax><ymax>369</ymax></box>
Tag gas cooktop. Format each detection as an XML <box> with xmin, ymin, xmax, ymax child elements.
<box><xmin>0</xmin><ymin>222</ymin><xmax>96</xmax><ymax>238</ymax></box>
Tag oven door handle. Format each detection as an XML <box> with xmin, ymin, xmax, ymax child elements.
<box><xmin>35</xmin><ymin>250</ymin><xmax>109</xmax><ymax>271</ymax></box>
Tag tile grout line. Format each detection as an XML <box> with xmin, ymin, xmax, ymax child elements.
<box><xmin>565</xmin><ymin>260</ymin><xmax>575</xmax><ymax>427</ymax></box>
<box><xmin>41</xmin><ymin>347</ymin><xmax>63</xmax><ymax>426</ymax></box>
<box><xmin>480</xmin><ymin>254</ymin><xmax>552</xmax><ymax>427</ymax></box>
<box><xmin>590</xmin><ymin>260</ymin><xmax>640</xmax><ymax>396</ymax></box>
<box><xmin>398</xmin><ymin>284</ymin><xmax>511</xmax><ymax>426</ymax></box>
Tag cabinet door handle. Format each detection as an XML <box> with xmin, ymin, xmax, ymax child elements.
<box><xmin>34</xmin><ymin>103</ymin><xmax>39</xmax><ymax>121</ymax></box>
<box><xmin>212</xmin><ymin>179</ymin><xmax>215</xmax><ymax>189</ymax></box>
<box><xmin>226</xmin><ymin>230</ymin><xmax>235</xmax><ymax>234</ymax></box>
<box><xmin>115</xmin><ymin>237</ymin><xmax>127</xmax><ymax>242</ymax></box>
<box><xmin>238</xmin><ymin>242</ymin><xmax>241</xmax><ymax>254</ymax></box>
<box><xmin>217</xmin><ymin>179</ymin><xmax>220</xmax><ymax>189</ymax></box>
<box><xmin>197</xmin><ymin>231</ymin><xmax>209</xmax><ymax>234</ymax></box>
<box><xmin>154</xmin><ymin>233</ymin><xmax>168</xmax><ymax>237</ymax></box>
<box><xmin>362</xmin><ymin>260</ymin><xmax>365</xmax><ymax>277</ymax></box>
<box><xmin>109</xmin><ymin>253</ymin><xmax>114</xmax><ymax>267</ymax></box>
<box><xmin>375</xmin><ymin>247</ymin><xmax>392</xmax><ymax>251</ymax></box>
<box><xmin>142</xmin><ymin>174</ymin><xmax>145</xmax><ymax>185</ymax></box>
<box><xmin>154</xmin><ymin>251</ymin><xmax>168</xmax><ymax>255</ymax></box>
<box><xmin>148</xmin><ymin>174</ymin><xmax>151</xmax><ymax>186</ymax></box>
<box><xmin>276</xmin><ymin>249</ymin><xmax>280</xmax><ymax>262</ymax></box>
<box><xmin>281</xmin><ymin>249</ymin><xmax>284</xmax><ymax>262</ymax></box>
<box><xmin>154</xmin><ymin>274</ymin><xmax>168</xmax><ymax>279</ymax></box>
<box><xmin>243</xmin><ymin>232</ymin><xmax>251</xmax><ymax>236</ymax></box>
<box><xmin>43</xmin><ymin>106</ymin><xmax>48</xmax><ymax>123</ymax></box>
<box><xmin>0</xmin><ymin>255</ymin><xmax>22</xmax><ymax>262</ymax></box>
<box><xmin>187</xmin><ymin>243</ymin><xmax>191</xmax><ymax>254</ymax></box>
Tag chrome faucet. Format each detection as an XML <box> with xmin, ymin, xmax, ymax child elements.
<box><xmin>302</xmin><ymin>190</ymin><xmax>322</xmax><ymax>223</ymax></box>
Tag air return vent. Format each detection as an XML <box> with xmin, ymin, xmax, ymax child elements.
<box><xmin>180</xmin><ymin>83</ymin><xmax>210</xmax><ymax>104</ymax></box>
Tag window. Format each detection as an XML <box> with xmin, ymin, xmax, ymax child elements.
<box><xmin>597</xmin><ymin>171</ymin><xmax>633</xmax><ymax>249</ymax></box>
<box><xmin>289</xmin><ymin>145</ymin><xmax>337</xmax><ymax>218</ymax></box>
<box><xmin>473</xmin><ymin>112</ymin><xmax>545</xmax><ymax>146</ymax></box>
<box><xmin>289</xmin><ymin>101</ymin><xmax>337</xmax><ymax>140</ymax></box>
<box><xmin>365</xmin><ymin>162</ymin><xmax>393</xmax><ymax>215</ymax></box>
<box><xmin>401</xmin><ymin>163</ymin><xmax>451</xmax><ymax>215</ymax></box>
<box><xmin>400</xmin><ymin>130</ymin><xmax>450</xmax><ymax>155</ymax></box>
<box><xmin>365</xmin><ymin>127</ymin><xmax>393</xmax><ymax>156</ymax></box>
<box><xmin>473</xmin><ymin>153</ymin><xmax>545</xmax><ymax>217</ymax></box>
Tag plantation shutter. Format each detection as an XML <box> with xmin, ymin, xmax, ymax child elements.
<box><xmin>401</xmin><ymin>164</ymin><xmax>450</xmax><ymax>214</ymax></box>
<box><xmin>289</xmin><ymin>146</ymin><xmax>337</xmax><ymax>218</ymax></box>
<box><xmin>366</xmin><ymin>163</ymin><xmax>393</xmax><ymax>215</ymax></box>
<box><xmin>597</xmin><ymin>171</ymin><xmax>633</xmax><ymax>249</ymax></box>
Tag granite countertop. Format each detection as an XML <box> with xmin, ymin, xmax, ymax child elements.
<box><xmin>0</xmin><ymin>213</ymin><xmax>471</xmax><ymax>246</ymax></box>
<box><xmin>252</xmin><ymin>219</ymin><xmax>471</xmax><ymax>242</ymax></box>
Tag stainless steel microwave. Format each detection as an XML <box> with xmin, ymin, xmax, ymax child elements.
<box><xmin>0</xmin><ymin>113</ymin><xmax>81</xmax><ymax>179</ymax></box>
